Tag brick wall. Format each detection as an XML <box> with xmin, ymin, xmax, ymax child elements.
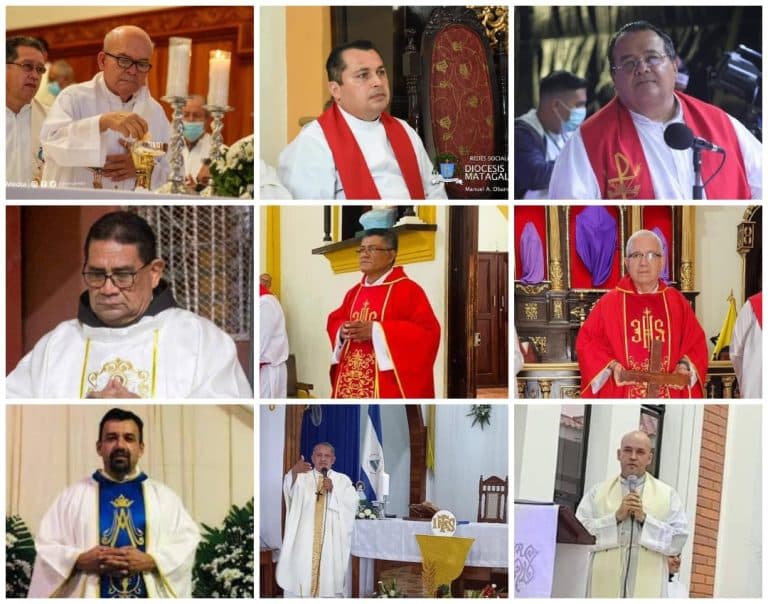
<box><xmin>689</xmin><ymin>405</ymin><xmax>728</xmax><ymax>597</ymax></box>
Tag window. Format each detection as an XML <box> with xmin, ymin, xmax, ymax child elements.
<box><xmin>554</xmin><ymin>404</ymin><xmax>591</xmax><ymax>512</ymax></box>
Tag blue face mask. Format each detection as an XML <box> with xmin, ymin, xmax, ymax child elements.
<box><xmin>558</xmin><ymin>101</ymin><xmax>587</xmax><ymax>133</ymax></box>
<box><xmin>47</xmin><ymin>81</ymin><xmax>61</xmax><ymax>97</ymax></box>
<box><xmin>182</xmin><ymin>121</ymin><xmax>205</xmax><ymax>141</ymax></box>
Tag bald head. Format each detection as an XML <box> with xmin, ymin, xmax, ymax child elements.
<box><xmin>616</xmin><ymin>430</ymin><xmax>654</xmax><ymax>478</ymax></box>
<box><xmin>103</xmin><ymin>26</ymin><xmax>154</xmax><ymax>54</ymax></box>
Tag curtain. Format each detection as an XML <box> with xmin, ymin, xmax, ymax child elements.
<box><xmin>300</xmin><ymin>404</ymin><xmax>360</xmax><ymax>483</ymax></box>
<box><xmin>5</xmin><ymin>404</ymin><xmax>253</xmax><ymax>535</ymax></box>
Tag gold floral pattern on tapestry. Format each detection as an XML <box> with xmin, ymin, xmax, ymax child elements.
<box><xmin>438</xmin><ymin>116</ymin><xmax>452</xmax><ymax>130</ymax></box>
<box><xmin>435</xmin><ymin>59</ymin><xmax>448</xmax><ymax>73</ymax></box>
<box><xmin>336</xmin><ymin>348</ymin><xmax>375</xmax><ymax>398</ymax></box>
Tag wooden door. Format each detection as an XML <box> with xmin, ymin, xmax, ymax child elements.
<box><xmin>476</xmin><ymin>252</ymin><xmax>509</xmax><ymax>387</ymax></box>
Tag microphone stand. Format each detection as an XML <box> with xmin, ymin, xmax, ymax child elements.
<box><xmin>692</xmin><ymin>147</ymin><xmax>704</xmax><ymax>199</ymax></box>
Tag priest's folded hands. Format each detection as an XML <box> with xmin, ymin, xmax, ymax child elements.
<box><xmin>615</xmin><ymin>491</ymin><xmax>646</xmax><ymax>523</ymax></box>
<box><xmin>85</xmin><ymin>376</ymin><xmax>140</xmax><ymax>399</ymax></box>
<box><xmin>75</xmin><ymin>544</ymin><xmax>156</xmax><ymax>576</ymax></box>
<box><xmin>342</xmin><ymin>320</ymin><xmax>373</xmax><ymax>342</ymax></box>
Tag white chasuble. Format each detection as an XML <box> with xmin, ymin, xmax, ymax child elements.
<box><xmin>28</xmin><ymin>473</ymin><xmax>200</xmax><ymax>598</ymax></box>
<box><xmin>7</xmin><ymin>308</ymin><xmax>252</xmax><ymax>399</ymax></box>
<box><xmin>276</xmin><ymin>470</ymin><xmax>358</xmax><ymax>597</ymax></box>
<box><xmin>576</xmin><ymin>474</ymin><xmax>688</xmax><ymax>597</ymax></box>
<box><xmin>40</xmin><ymin>72</ymin><xmax>171</xmax><ymax>190</ymax></box>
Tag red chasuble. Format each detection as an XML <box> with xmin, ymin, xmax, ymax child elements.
<box><xmin>576</xmin><ymin>275</ymin><xmax>707</xmax><ymax>398</ymax></box>
<box><xmin>327</xmin><ymin>266</ymin><xmax>440</xmax><ymax>398</ymax></box>
<box><xmin>748</xmin><ymin>292</ymin><xmax>762</xmax><ymax>329</ymax></box>
<box><xmin>580</xmin><ymin>93</ymin><xmax>750</xmax><ymax>199</ymax></box>
<box><xmin>316</xmin><ymin>103</ymin><xmax>426</xmax><ymax>200</ymax></box>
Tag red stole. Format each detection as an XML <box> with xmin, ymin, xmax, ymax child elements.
<box><xmin>327</xmin><ymin>266</ymin><xmax>440</xmax><ymax>398</ymax></box>
<box><xmin>317</xmin><ymin>103</ymin><xmax>425</xmax><ymax>200</ymax></box>
<box><xmin>580</xmin><ymin>93</ymin><xmax>750</xmax><ymax>199</ymax></box>
<box><xmin>748</xmin><ymin>292</ymin><xmax>762</xmax><ymax>329</ymax></box>
<box><xmin>577</xmin><ymin>275</ymin><xmax>707</xmax><ymax>398</ymax></box>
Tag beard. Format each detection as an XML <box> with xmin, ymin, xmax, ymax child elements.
<box><xmin>108</xmin><ymin>449</ymin><xmax>132</xmax><ymax>474</ymax></box>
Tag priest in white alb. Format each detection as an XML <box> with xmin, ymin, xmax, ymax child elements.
<box><xmin>576</xmin><ymin>430</ymin><xmax>688</xmax><ymax>597</ymax></box>
<box><xmin>276</xmin><ymin>443</ymin><xmax>358</xmax><ymax>597</ymax></box>
<box><xmin>278</xmin><ymin>40</ymin><xmax>446</xmax><ymax>200</ymax></box>
<box><xmin>6</xmin><ymin>211</ymin><xmax>252</xmax><ymax>398</ymax></box>
<box><xmin>729</xmin><ymin>291</ymin><xmax>762</xmax><ymax>398</ymax></box>
<box><xmin>28</xmin><ymin>408</ymin><xmax>200</xmax><ymax>598</ymax></box>
<box><xmin>260</xmin><ymin>278</ymin><xmax>289</xmax><ymax>398</ymax></box>
<box><xmin>40</xmin><ymin>25</ymin><xmax>170</xmax><ymax>190</ymax></box>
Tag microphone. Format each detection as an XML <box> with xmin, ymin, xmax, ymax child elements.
<box><xmin>664</xmin><ymin>123</ymin><xmax>725</xmax><ymax>153</ymax></box>
<box><xmin>317</xmin><ymin>468</ymin><xmax>329</xmax><ymax>502</ymax></box>
<box><xmin>627</xmin><ymin>474</ymin><xmax>638</xmax><ymax>520</ymax></box>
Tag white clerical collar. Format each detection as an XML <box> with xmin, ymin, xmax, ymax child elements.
<box><xmin>635</xmin><ymin>281</ymin><xmax>661</xmax><ymax>294</ymax></box>
<box><xmin>98</xmin><ymin>466</ymin><xmax>143</xmax><ymax>483</ymax></box>
<box><xmin>6</xmin><ymin>103</ymin><xmax>31</xmax><ymax>117</ymax></box>
<box><xmin>363</xmin><ymin>267</ymin><xmax>394</xmax><ymax>286</ymax></box>
<box><xmin>628</xmin><ymin>95</ymin><xmax>683</xmax><ymax>127</ymax></box>
<box><xmin>338</xmin><ymin>104</ymin><xmax>382</xmax><ymax>131</ymax></box>
<box><xmin>620</xmin><ymin>473</ymin><xmax>647</xmax><ymax>485</ymax></box>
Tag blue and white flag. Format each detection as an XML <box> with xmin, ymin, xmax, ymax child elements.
<box><xmin>360</xmin><ymin>404</ymin><xmax>385</xmax><ymax>501</ymax></box>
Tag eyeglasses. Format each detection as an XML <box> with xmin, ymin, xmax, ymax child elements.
<box><xmin>6</xmin><ymin>62</ymin><xmax>46</xmax><ymax>75</ymax></box>
<box><xmin>82</xmin><ymin>261</ymin><xmax>152</xmax><ymax>289</ymax></box>
<box><xmin>627</xmin><ymin>251</ymin><xmax>663</xmax><ymax>262</ymax></box>
<box><xmin>612</xmin><ymin>53</ymin><xmax>668</xmax><ymax>73</ymax></box>
<box><xmin>355</xmin><ymin>246</ymin><xmax>394</xmax><ymax>255</ymax></box>
<box><xmin>103</xmin><ymin>51</ymin><xmax>153</xmax><ymax>73</ymax></box>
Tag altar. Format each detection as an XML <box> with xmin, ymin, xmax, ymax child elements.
<box><xmin>348</xmin><ymin>518</ymin><xmax>508</xmax><ymax>597</ymax></box>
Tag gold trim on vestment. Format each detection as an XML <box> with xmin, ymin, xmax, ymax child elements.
<box><xmin>79</xmin><ymin>338</ymin><xmax>92</xmax><ymax>398</ymax></box>
<box><xmin>310</xmin><ymin>474</ymin><xmax>326</xmax><ymax>597</ymax></box>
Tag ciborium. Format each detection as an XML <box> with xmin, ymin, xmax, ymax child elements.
<box><xmin>130</xmin><ymin>140</ymin><xmax>166</xmax><ymax>191</ymax></box>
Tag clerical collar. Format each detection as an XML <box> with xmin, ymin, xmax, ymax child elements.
<box><xmin>363</xmin><ymin>267</ymin><xmax>394</xmax><ymax>286</ymax></box>
<box><xmin>338</xmin><ymin>104</ymin><xmax>382</xmax><ymax>130</ymax></box>
<box><xmin>94</xmin><ymin>467</ymin><xmax>147</xmax><ymax>484</ymax></box>
<box><xmin>628</xmin><ymin>95</ymin><xmax>683</xmax><ymax>127</ymax></box>
<box><xmin>78</xmin><ymin>279</ymin><xmax>180</xmax><ymax>328</ymax></box>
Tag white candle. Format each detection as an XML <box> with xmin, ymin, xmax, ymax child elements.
<box><xmin>165</xmin><ymin>37</ymin><xmax>191</xmax><ymax>98</ymax></box>
<box><xmin>207</xmin><ymin>49</ymin><xmax>231</xmax><ymax>107</ymax></box>
<box><xmin>381</xmin><ymin>472</ymin><xmax>390</xmax><ymax>497</ymax></box>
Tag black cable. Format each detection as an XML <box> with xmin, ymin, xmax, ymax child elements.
<box><xmin>702</xmin><ymin>150</ymin><xmax>728</xmax><ymax>189</ymax></box>
<box><xmin>622</xmin><ymin>516</ymin><xmax>635</xmax><ymax>598</ymax></box>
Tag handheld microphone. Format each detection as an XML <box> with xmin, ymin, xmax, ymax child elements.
<box><xmin>627</xmin><ymin>474</ymin><xmax>638</xmax><ymax>520</ymax></box>
<box><xmin>664</xmin><ymin>122</ymin><xmax>725</xmax><ymax>153</ymax></box>
<box><xmin>316</xmin><ymin>468</ymin><xmax>329</xmax><ymax>501</ymax></box>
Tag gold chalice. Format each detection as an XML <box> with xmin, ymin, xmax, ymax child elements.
<box><xmin>130</xmin><ymin>140</ymin><xmax>166</xmax><ymax>191</ymax></box>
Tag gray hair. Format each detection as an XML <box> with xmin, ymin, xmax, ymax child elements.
<box><xmin>313</xmin><ymin>442</ymin><xmax>335</xmax><ymax>455</ymax></box>
<box><xmin>625</xmin><ymin>229</ymin><xmax>663</xmax><ymax>256</ymax></box>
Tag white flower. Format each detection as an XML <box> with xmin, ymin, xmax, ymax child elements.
<box><xmin>6</xmin><ymin>532</ymin><xmax>18</xmax><ymax>547</ymax></box>
<box><xmin>358</xmin><ymin>512</ymin><xmax>365</xmax><ymax>518</ymax></box>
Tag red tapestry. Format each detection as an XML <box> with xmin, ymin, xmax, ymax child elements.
<box><xmin>429</xmin><ymin>25</ymin><xmax>496</xmax><ymax>197</ymax></box>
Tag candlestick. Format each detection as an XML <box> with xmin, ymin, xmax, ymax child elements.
<box><xmin>200</xmin><ymin>103</ymin><xmax>233</xmax><ymax>197</ymax></box>
<box><xmin>207</xmin><ymin>49</ymin><xmax>231</xmax><ymax>107</ymax></box>
<box><xmin>381</xmin><ymin>472</ymin><xmax>390</xmax><ymax>497</ymax></box>
<box><xmin>157</xmin><ymin>95</ymin><xmax>192</xmax><ymax>195</ymax></box>
<box><xmin>166</xmin><ymin>37</ymin><xmax>191</xmax><ymax>98</ymax></box>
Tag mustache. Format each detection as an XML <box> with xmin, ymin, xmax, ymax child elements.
<box><xmin>110</xmin><ymin>448</ymin><xmax>130</xmax><ymax>460</ymax></box>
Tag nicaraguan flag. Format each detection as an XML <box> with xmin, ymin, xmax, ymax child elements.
<box><xmin>360</xmin><ymin>404</ymin><xmax>384</xmax><ymax>501</ymax></box>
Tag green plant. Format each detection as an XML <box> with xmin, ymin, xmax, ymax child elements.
<box><xmin>434</xmin><ymin>152</ymin><xmax>460</xmax><ymax>166</ymax></box>
<box><xmin>192</xmin><ymin>499</ymin><xmax>254</xmax><ymax>598</ymax></box>
<box><xmin>6</xmin><ymin>515</ymin><xmax>36</xmax><ymax>598</ymax></box>
<box><xmin>467</xmin><ymin>405</ymin><xmax>492</xmax><ymax>429</ymax></box>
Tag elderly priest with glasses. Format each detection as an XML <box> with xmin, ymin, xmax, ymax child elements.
<box><xmin>575</xmin><ymin>229</ymin><xmax>707</xmax><ymax>398</ymax></box>
<box><xmin>6</xmin><ymin>211</ymin><xmax>252</xmax><ymax>398</ymax></box>
<box><xmin>39</xmin><ymin>25</ymin><xmax>170</xmax><ymax>190</ymax></box>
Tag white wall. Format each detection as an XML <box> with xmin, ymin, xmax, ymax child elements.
<box><xmin>431</xmin><ymin>404</ymin><xmax>509</xmax><ymax>521</ymax></box>
<box><xmin>259</xmin><ymin>7</ymin><xmax>288</xmax><ymax>168</ymax></box>
<box><xmin>714</xmin><ymin>404</ymin><xmax>762</xmax><ymax>597</ymax></box>
<box><xmin>273</xmin><ymin>206</ymin><xmax>448</xmax><ymax>398</ymax></box>
<box><xmin>478</xmin><ymin>205</ymin><xmax>509</xmax><ymax>252</ymax></box>
<box><xmin>514</xmin><ymin>404</ymin><xmax>559</xmax><ymax>501</ymax></box>
<box><xmin>695</xmin><ymin>206</ymin><xmax>748</xmax><ymax>355</ymax></box>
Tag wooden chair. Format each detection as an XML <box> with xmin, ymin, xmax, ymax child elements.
<box><xmin>477</xmin><ymin>474</ymin><xmax>507</xmax><ymax>523</ymax></box>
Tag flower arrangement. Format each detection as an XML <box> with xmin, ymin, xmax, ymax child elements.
<box><xmin>376</xmin><ymin>578</ymin><xmax>405</xmax><ymax>597</ymax></box>
<box><xmin>467</xmin><ymin>404</ymin><xmax>492</xmax><ymax>429</ymax></box>
<box><xmin>192</xmin><ymin>499</ymin><xmax>254</xmax><ymax>598</ymax></box>
<box><xmin>6</xmin><ymin>515</ymin><xmax>36</xmax><ymax>598</ymax></box>
<box><xmin>357</xmin><ymin>500</ymin><xmax>378</xmax><ymax>520</ymax></box>
<box><xmin>209</xmin><ymin>135</ymin><xmax>254</xmax><ymax>199</ymax></box>
<box><xmin>466</xmin><ymin>583</ymin><xmax>504</xmax><ymax>598</ymax></box>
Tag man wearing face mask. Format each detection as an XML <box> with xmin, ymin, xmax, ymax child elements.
<box><xmin>514</xmin><ymin>70</ymin><xmax>588</xmax><ymax>199</ymax></box>
<box><xmin>181</xmin><ymin>94</ymin><xmax>212</xmax><ymax>188</ymax></box>
<box><xmin>36</xmin><ymin>59</ymin><xmax>75</xmax><ymax>107</ymax></box>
